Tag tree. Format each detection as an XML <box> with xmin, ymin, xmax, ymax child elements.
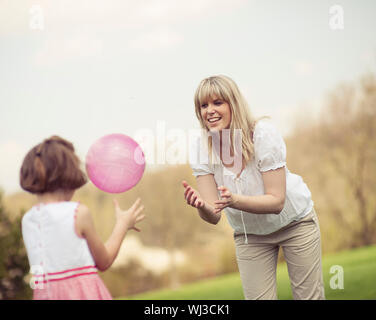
<box><xmin>319</xmin><ymin>74</ymin><xmax>376</xmax><ymax>246</ymax></box>
<box><xmin>287</xmin><ymin>73</ymin><xmax>376</xmax><ymax>250</ymax></box>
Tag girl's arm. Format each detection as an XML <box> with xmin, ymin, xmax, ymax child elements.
<box><xmin>182</xmin><ymin>174</ymin><xmax>221</xmax><ymax>225</ymax></box>
<box><xmin>214</xmin><ymin>167</ymin><xmax>286</xmax><ymax>215</ymax></box>
<box><xmin>75</xmin><ymin>199</ymin><xmax>145</xmax><ymax>271</ymax></box>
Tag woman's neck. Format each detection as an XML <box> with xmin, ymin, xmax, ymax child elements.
<box><xmin>36</xmin><ymin>190</ymin><xmax>74</xmax><ymax>204</ymax></box>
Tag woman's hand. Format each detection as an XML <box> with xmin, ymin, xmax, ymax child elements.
<box><xmin>182</xmin><ymin>180</ymin><xmax>205</xmax><ymax>209</ymax></box>
<box><xmin>213</xmin><ymin>186</ymin><xmax>237</xmax><ymax>214</ymax></box>
<box><xmin>113</xmin><ymin>198</ymin><xmax>145</xmax><ymax>232</ymax></box>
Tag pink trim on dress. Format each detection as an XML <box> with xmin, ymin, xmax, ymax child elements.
<box><xmin>47</xmin><ymin>265</ymin><xmax>96</xmax><ymax>276</ymax></box>
<box><xmin>36</xmin><ymin>272</ymin><xmax>99</xmax><ymax>284</ymax></box>
<box><xmin>33</xmin><ymin>265</ymin><xmax>98</xmax><ymax>283</ymax></box>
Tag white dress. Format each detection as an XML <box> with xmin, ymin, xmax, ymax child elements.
<box><xmin>22</xmin><ymin>201</ymin><xmax>112</xmax><ymax>300</ymax></box>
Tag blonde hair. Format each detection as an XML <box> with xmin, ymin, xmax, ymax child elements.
<box><xmin>194</xmin><ymin>75</ymin><xmax>257</xmax><ymax>164</ymax></box>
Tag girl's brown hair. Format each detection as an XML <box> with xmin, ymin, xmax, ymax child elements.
<box><xmin>20</xmin><ymin>136</ymin><xmax>87</xmax><ymax>194</ymax></box>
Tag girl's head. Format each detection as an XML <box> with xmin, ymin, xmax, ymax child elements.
<box><xmin>20</xmin><ymin>136</ymin><xmax>87</xmax><ymax>194</ymax></box>
<box><xmin>194</xmin><ymin>75</ymin><xmax>257</xmax><ymax>163</ymax></box>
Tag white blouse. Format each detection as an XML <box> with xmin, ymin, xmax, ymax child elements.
<box><xmin>189</xmin><ymin>120</ymin><xmax>313</xmax><ymax>238</ymax></box>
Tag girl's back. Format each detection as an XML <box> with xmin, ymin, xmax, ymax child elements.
<box><xmin>22</xmin><ymin>201</ymin><xmax>112</xmax><ymax>300</ymax></box>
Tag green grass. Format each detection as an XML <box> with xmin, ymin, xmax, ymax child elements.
<box><xmin>118</xmin><ymin>245</ymin><xmax>376</xmax><ymax>300</ymax></box>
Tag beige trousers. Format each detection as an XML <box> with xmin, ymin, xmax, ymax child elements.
<box><xmin>234</xmin><ymin>208</ymin><xmax>325</xmax><ymax>300</ymax></box>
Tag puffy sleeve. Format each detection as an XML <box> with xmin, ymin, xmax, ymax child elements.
<box><xmin>253</xmin><ymin>120</ymin><xmax>286</xmax><ymax>172</ymax></box>
<box><xmin>188</xmin><ymin>134</ymin><xmax>214</xmax><ymax>176</ymax></box>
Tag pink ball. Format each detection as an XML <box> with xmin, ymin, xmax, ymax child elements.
<box><xmin>86</xmin><ymin>134</ymin><xmax>145</xmax><ymax>193</ymax></box>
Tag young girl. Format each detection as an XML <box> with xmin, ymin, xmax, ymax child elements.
<box><xmin>182</xmin><ymin>75</ymin><xmax>325</xmax><ymax>300</ymax></box>
<box><xmin>20</xmin><ymin>136</ymin><xmax>145</xmax><ymax>300</ymax></box>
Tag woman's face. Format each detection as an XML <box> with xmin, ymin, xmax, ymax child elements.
<box><xmin>200</xmin><ymin>95</ymin><xmax>231</xmax><ymax>132</ymax></box>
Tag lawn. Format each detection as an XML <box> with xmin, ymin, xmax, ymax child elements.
<box><xmin>118</xmin><ymin>245</ymin><xmax>376</xmax><ymax>300</ymax></box>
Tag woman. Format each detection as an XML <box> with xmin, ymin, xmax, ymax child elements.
<box><xmin>182</xmin><ymin>75</ymin><xmax>325</xmax><ymax>300</ymax></box>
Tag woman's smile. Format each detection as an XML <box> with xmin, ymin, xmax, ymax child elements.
<box><xmin>207</xmin><ymin>116</ymin><xmax>222</xmax><ymax>124</ymax></box>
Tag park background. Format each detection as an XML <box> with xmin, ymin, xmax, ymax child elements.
<box><xmin>1</xmin><ymin>0</ymin><xmax>375</xmax><ymax>299</ymax></box>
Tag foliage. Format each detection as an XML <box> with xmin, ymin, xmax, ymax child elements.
<box><xmin>286</xmin><ymin>73</ymin><xmax>376</xmax><ymax>252</ymax></box>
<box><xmin>0</xmin><ymin>191</ymin><xmax>31</xmax><ymax>299</ymax></box>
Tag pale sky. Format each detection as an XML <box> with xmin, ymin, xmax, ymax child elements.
<box><xmin>1</xmin><ymin>0</ymin><xmax>375</xmax><ymax>194</ymax></box>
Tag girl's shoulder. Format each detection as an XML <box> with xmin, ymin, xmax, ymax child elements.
<box><xmin>74</xmin><ymin>203</ymin><xmax>93</xmax><ymax>233</ymax></box>
<box><xmin>31</xmin><ymin>200</ymin><xmax>79</xmax><ymax>208</ymax></box>
<box><xmin>21</xmin><ymin>206</ymin><xmax>38</xmax><ymax>225</ymax></box>
<box><xmin>75</xmin><ymin>202</ymin><xmax>90</xmax><ymax>217</ymax></box>
<box><xmin>24</xmin><ymin>201</ymin><xmax>80</xmax><ymax>217</ymax></box>
<box><xmin>21</xmin><ymin>201</ymin><xmax>82</xmax><ymax>231</ymax></box>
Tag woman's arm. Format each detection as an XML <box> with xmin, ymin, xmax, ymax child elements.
<box><xmin>182</xmin><ymin>174</ymin><xmax>221</xmax><ymax>225</ymax></box>
<box><xmin>214</xmin><ymin>167</ymin><xmax>286</xmax><ymax>215</ymax></box>
<box><xmin>75</xmin><ymin>199</ymin><xmax>145</xmax><ymax>271</ymax></box>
